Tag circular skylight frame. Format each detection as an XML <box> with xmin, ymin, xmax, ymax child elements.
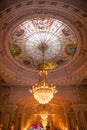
<box><xmin>9</xmin><ymin>17</ymin><xmax>77</xmax><ymax>70</ymax></box>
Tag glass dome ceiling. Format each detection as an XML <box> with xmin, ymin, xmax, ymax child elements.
<box><xmin>9</xmin><ymin>17</ymin><xmax>77</xmax><ymax>70</ymax></box>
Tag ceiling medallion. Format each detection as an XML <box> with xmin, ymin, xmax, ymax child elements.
<box><xmin>9</xmin><ymin>17</ymin><xmax>77</xmax><ymax>70</ymax></box>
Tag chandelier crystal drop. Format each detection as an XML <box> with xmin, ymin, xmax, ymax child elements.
<box><xmin>30</xmin><ymin>70</ymin><xmax>57</xmax><ymax>104</ymax></box>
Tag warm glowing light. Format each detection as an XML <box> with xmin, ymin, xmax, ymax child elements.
<box><xmin>23</xmin><ymin>128</ymin><xmax>27</xmax><ymax>130</ymax></box>
<box><xmin>64</xmin><ymin>128</ymin><xmax>68</xmax><ymax>130</ymax></box>
<box><xmin>40</xmin><ymin>110</ymin><xmax>48</xmax><ymax>120</ymax></box>
<box><xmin>40</xmin><ymin>110</ymin><xmax>49</xmax><ymax>129</ymax></box>
<box><xmin>58</xmin><ymin>122</ymin><xmax>68</xmax><ymax>130</ymax></box>
<box><xmin>11</xmin><ymin>125</ymin><xmax>14</xmax><ymax>130</ymax></box>
<box><xmin>30</xmin><ymin>70</ymin><xmax>57</xmax><ymax>104</ymax></box>
<box><xmin>41</xmin><ymin>119</ymin><xmax>48</xmax><ymax>130</ymax></box>
<box><xmin>23</xmin><ymin>120</ymin><xmax>32</xmax><ymax>130</ymax></box>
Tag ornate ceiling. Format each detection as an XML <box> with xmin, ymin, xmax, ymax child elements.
<box><xmin>0</xmin><ymin>0</ymin><xmax>87</xmax><ymax>129</ymax></box>
<box><xmin>0</xmin><ymin>0</ymin><xmax>87</xmax><ymax>86</ymax></box>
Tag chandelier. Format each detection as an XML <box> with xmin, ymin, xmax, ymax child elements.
<box><xmin>30</xmin><ymin>70</ymin><xmax>57</xmax><ymax>104</ymax></box>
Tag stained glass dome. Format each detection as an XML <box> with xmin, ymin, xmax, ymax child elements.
<box><xmin>9</xmin><ymin>17</ymin><xmax>77</xmax><ymax>70</ymax></box>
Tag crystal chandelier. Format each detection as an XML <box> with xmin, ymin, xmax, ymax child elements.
<box><xmin>30</xmin><ymin>70</ymin><xmax>57</xmax><ymax>104</ymax></box>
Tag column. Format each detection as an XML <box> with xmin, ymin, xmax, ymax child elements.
<box><xmin>14</xmin><ymin>115</ymin><xmax>22</xmax><ymax>130</ymax></box>
<box><xmin>64</xmin><ymin>112</ymin><xmax>70</xmax><ymax>130</ymax></box>
<box><xmin>80</xmin><ymin>111</ymin><xmax>87</xmax><ymax>130</ymax></box>
<box><xmin>7</xmin><ymin>106</ymin><xmax>15</xmax><ymax>130</ymax></box>
<box><xmin>2</xmin><ymin>111</ymin><xmax>10</xmax><ymax>130</ymax></box>
<box><xmin>18</xmin><ymin>116</ymin><xmax>22</xmax><ymax>130</ymax></box>
<box><xmin>21</xmin><ymin>113</ymin><xmax>25</xmax><ymax>130</ymax></box>
<box><xmin>7</xmin><ymin>112</ymin><xmax>15</xmax><ymax>130</ymax></box>
<box><xmin>14</xmin><ymin>115</ymin><xmax>19</xmax><ymax>130</ymax></box>
<box><xmin>74</xmin><ymin>110</ymin><xmax>84</xmax><ymax>130</ymax></box>
<box><xmin>70</xmin><ymin>113</ymin><xmax>76</xmax><ymax>129</ymax></box>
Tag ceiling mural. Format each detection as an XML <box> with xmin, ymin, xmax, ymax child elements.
<box><xmin>9</xmin><ymin>18</ymin><xmax>77</xmax><ymax>70</ymax></box>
